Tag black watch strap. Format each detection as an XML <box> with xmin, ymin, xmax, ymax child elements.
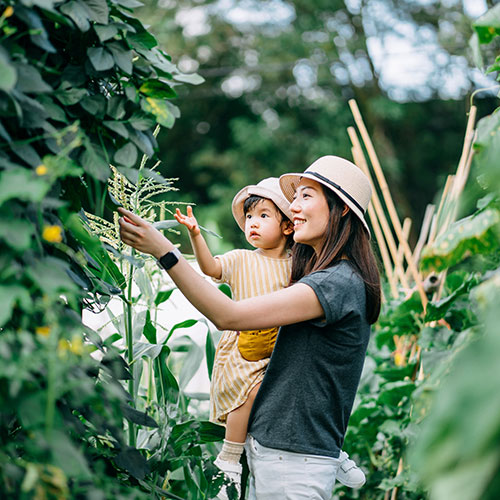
<box><xmin>158</xmin><ymin>247</ymin><xmax>182</xmax><ymax>271</ymax></box>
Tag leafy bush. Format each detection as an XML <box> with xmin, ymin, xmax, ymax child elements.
<box><xmin>0</xmin><ymin>0</ymin><xmax>220</xmax><ymax>498</ymax></box>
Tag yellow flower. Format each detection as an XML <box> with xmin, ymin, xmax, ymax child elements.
<box><xmin>42</xmin><ymin>225</ymin><xmax>63</xmax><ymax>243</ymax></box>
<box><xmin>36</xmin><ymin>326</ymin><xmax>51</xmax><ymax>337</ymax></box>
<box><xmin>36</xmin><ymin>164</ymin><xmax>48</xmax><ymax>176</ymax></box>
<box><xmin>58</xmin><ymin>336</ymin><xmax>84</xmax><ymax>356</ymax></box>
<box><xmin>3</xmin><ymin>6</ymin><xmax>14</xmax><ymax>18</ymax></box>
<box><xmin>394</xmin><ymin>351</ymin><xmax>406</xmax><ymax>367</ymax></box>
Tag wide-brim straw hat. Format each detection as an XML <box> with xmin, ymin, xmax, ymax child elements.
<box><xmin>232</xmin><ymin>177</ymin><xmax>293</xmax><ymax>231</ymax></box>
<box><xmin>279</xmin><ymin>155</ymin><xmax>371</xmax><ymax>236</ymax></box>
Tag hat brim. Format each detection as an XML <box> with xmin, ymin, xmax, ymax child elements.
<box><xmin>279</xmin><ymin>173</ymin><xmax>371</xmax><ymax>237</ymax></box>
<box><xmin>232</xmin><ymin>185</ymin><xmax>293</xmax><ymax>231</ymax></box>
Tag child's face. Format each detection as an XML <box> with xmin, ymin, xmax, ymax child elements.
<box><xmin>244</xmin><ymin>199</ymin><xmax>291</xmax><ymax>250</ymax></box>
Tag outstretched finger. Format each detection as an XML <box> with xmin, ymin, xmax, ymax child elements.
<box><xmin>117</xmin><ymin>207</ymin><xmax>144</xmax><ymax>226</ymax></box>
<box><xmin>187</xmin><ymin>206</ymin><xmax>194</xmax><ymax>217</ymax></box>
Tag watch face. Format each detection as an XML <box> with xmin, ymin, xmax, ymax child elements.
<box><xmin>159</xmin><ymin>251</ymin><xmax>179</xmax><ymax>271</ymax></box>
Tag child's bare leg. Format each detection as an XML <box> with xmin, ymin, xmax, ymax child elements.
<box><xmin>225</xmin><ymin>383</ymin><xmax>261</xmax><ymax>442</ymax></box>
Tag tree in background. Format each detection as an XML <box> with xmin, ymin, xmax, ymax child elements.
<box><xmin>137</xmin><ymin>0</ymin><xmax>496</xmax><ymax>250</ymax></box>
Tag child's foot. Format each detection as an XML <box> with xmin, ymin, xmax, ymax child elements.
<box><xmin>214</xmin><ymin>456</ymin><xmax>242</xmax><ymax>499</ymax></box>
<box><xmin>336</xmin><ymin>450</ymin><xmax>366</xmax><ymax>488</ymax></box>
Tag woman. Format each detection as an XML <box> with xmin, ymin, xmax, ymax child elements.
<box><xmin>118</xmin><ymin>155</ymin><xmax>381</xmax><ymax>499</ymax></box>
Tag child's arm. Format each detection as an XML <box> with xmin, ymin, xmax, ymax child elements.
<box><xmin>174</xmin><ymin>206</ymin><xmax>222</xmax><ymax>280</ymax></box>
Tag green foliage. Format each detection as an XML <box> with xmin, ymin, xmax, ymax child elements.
<box><xmin>0</xmin><ymin>0</ymin><xmax>212</xmax><ymax>497</ymax></box>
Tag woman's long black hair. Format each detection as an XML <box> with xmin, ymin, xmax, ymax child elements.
<box><xmin>289</xmin><ymin>185</ymin><xmax>381</xmax><ymax>324</ymax></box>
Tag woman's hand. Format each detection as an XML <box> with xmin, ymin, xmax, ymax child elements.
<box><xmin>174</xmin><ymin>206</ymin><xmax>201</xmax><ymax>236</ymax></box>
<box><xmin>118</xmin><ymin>208</ymin><xmax>173</xmax><ymax>259</ymax></box>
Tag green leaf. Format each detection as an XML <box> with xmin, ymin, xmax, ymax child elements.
<box><xmin>141</xmin><ymin>98</ymin><xmax>175</xmax><ymax>128</ymax></box>
<box><xmin>205</xmin><ymin>329</ymin><xmax>216</xmax><ymax>381</ymax></box>
<box><xmin>103</xmin><ymin>120</ymin><xmax>129</xmax><ymax>138</ymax></box>
<box><xmin>165</xmin><ymin>319</ymin><xmax>199</xmax><ymax>344</ymax></box>
<box><xmin>55</xmin><ymin>87</ymin><xmax>87</xmax><ymax>106</ymax></box>
<box><xmin>0</xmin><ymin>216</ymin><xmax>34</xmax><ymax>251</ymax></box>
<box><xmin>143</xmin><ymin>311</ymin><xmax>157</xmax><ymax>343</ymax></box>
<box><xmin>127</xmin><ymin>27</ymin><xmax>157</xmax><ymax>51</ymax></box>
<box><xmin>81</xmin><ymin>0</ymin><xmax>109</xmax><ymax>23</ymax></box>
<box><xmin>154</xmin><ymin>288</ymin><xmax>175</xmax><ymax>307</ymax></box>
<box><xmin>107</xmin><ymin>95</ymin><xmax>126</xmax><ymax>119</ymax></box>
<box><xmin>112</xmin><ymin>0</ymin><xmax>144</xmax><ymax>8</ymax></box>
<box><xmin>14</xmin><ymin>63</ymin><xmax>51</xmax><ymax>93</ymax></box>
<box><xmin>87</xmin><ymin>47</ymin><xmax>115</xmax><ymax>71</ymax></box>
<box><xmin>94</xmin><ymin>23</ymin><xmax>118</xmax><ymax>42</ymax></box>
<box><xmin>37</xmin><ymin>95</ymin><xmax>68</xmax><ymax>123</ymax></box>
<box><xmin>139</xmin><ymin>80</ymin><xmax>177</xmax><ymax>99</ymax></box>
<box><xmin>51</xmin><ymin>431</ymin><xmax>92</xmax><ymax>479</ymax></box>
<box><xmin>218</xmin><ymin>283</ymin><xmax>232</xmax><ymax>298</ymax></box>
<box><xmin>27</xmin><ymin>257</ymin><xmax>79</xmax><ymax>295</ymax></box>
<box><xmin>474</xmin><ymin>111</ymin><xmax>500</xmax><ymax>151</ymax></box>
<box><xmin>0</xmin><ymin>49</ymin><xmax>17</xmax><ymax>92</ymax></box>
<box><xmin>121</xmin><ymin>403</ymin><xmax>158</xmax><ymax>428</ymax></box>
<box><xmin>153</xmin><ymin>220</ymin><xmax>179</xmax><ymax>230</ymax></box>
<box><xmin>0</xmin><ymin>285</ymin><xmax>31</xmax><ymax>327</ymax></box>
<box><xmin>114</xmin><ymin>447</ymin><xmax>150</xmax><ymax>480</ymax></box>
<box><xmin>80</xmin><ymin>94</ymin><xmax>107</xmax><ymax>117</ymax></box>
<box><xmin>81</xmin><ymin>143</ymin><xmax>111</xmax><ymax>181</ymax></box>
<box><xmin>128</xmin><ymin>111</ymin><xmax>155</xmax><ymax>131</ymax></box>
<box><xmin>60</xmin><ymin>1</ymin><xmax>92</xmax><ymax>32</ymax></box>
<box><xmin>0</xmin><ymin>169</ymin><xmax>49</xmax><ymax>206</ymax></box>
<box><xmin>178</xmin><ymin>341</ymin><xmax>204</xmax><ymax>390</ymax></box>
<box><xmin>473</xmin><ymin>4</ymin><xmax>500</xmax><ymax>44</ymax></box>
<box><xmin>154</xmin><ymin>345</ymin><xmax>179</xmax><ymax>404</ymax></box>
<box><xmin>468</xmin><ymin>33</ymin><xmax>483</xmax><ymax>71</ymax></box>
<box><xmin>107</xmin><ymin>42</ymin><xmax>133</xmax><ymax>74</ymax></box>
<box><xmin>129</xmin><ymin>129</ymin><xmax>154</xmax><ymax>157</ymax></box>
<box><xmin>173</xmin><ymin>73</ymin><xmax>205</xmax><ymax>85</ymax></box>
<box><xmin>420</xmin><ymin>208</ymin><xmax>500</xmax><ymax>272</ymax></box>
<box><xmin>114</xmin><ymin>142</ymin><xmax>138</xmax><ymax>167</ymax></box>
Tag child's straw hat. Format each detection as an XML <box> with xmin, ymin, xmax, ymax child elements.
<box><xmin>279</xmin><ymin>156</ymin><xmax>371</xmax><ymax>236</ymax></box>
<box><xmin>232</xmin><ymin>177</ymin><xmax>293</xmax><ymax>231</ymax></box>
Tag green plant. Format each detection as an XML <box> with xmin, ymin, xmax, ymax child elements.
<box><xmin>0</xmin><ymin>0</ymin><xmax>208</xmax><ymax>497</ymax></box>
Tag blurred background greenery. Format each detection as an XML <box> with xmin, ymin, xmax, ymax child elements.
<box><xmin>135</xmin><ymin>0</ymin><xmax>497</xmax><ymax>252</ymax></box>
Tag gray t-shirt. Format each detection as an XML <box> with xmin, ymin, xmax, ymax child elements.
<box><xmin>247</xmin><ymin>261</ymin><xmax>370</xmax><ymax>458</ymax></box>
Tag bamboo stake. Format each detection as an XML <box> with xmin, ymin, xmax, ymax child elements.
<box><xmin>428</xmin><ymin>175</ymin><xmax>454</xmax><ymax>245</ymax></box>
<box><xmin>349</xmin><ymin>100</ymin><xmax>427</xmax><ymax>308</ymax></box>
<box><xmin>351</xmin><ymin>146</ymin><xmax>399</xmax><ymax>298</ymax></box>
<box><xmin>347</xmin><ymin>127</ymin><xmax>410</xmax><ymax>290</ymax></box>
<box><xmin>390</xmin><ymin>457</ymin><xmax>404</xmax><ymax>500</ymax></box>
<box><xmin>394</xmin><ymin>217</ymin><xmax>412</xmax><ymax>277</ymax></box>
<box><xmin>405</xmin><ymin>204</ymin><xmax>435</xmax><ymax>281</ymax></box>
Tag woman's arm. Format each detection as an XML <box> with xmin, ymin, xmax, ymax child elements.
<box><xmin>174</xmin><ymin>207</ymin><xmax>222</xmax><ymax>279</ymax></box>
<box><xmin>118</xmin><ymin>208</ymin><xmax>324</xmax><ymax>330</ymax></box>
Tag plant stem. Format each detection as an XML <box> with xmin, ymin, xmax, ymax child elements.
<box><xmin>125</xmin><ymin>255</ymin><xmax>136</xmax><ymax>447</ymax></box>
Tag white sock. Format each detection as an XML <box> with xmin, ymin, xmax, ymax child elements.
<box><xmin>217</xmin><ymin>439</ymin><xmax>245</xmax><ymax>464</ymax></box>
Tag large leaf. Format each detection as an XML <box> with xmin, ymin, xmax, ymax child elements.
<box><xmin>0</xmin><ymin>49</ymin><xmax>17</xmax><ymax>92</ymax></box>
<box><xmin>114</xmin><ymin>447</ymin><xmax>150</xmax><ymax>480</ymax></box>
<box><xmin>114</xmin><ymin>142</ymin><xmax>138</xmax><ymax>167</ymax></box>
<box><xmin>87</xmin><ymin>47</ymin><xmax>115</xmax><ymax>71</ymax></box>
<box><xmin>0</xmin><ymin>216</ymin><xmax>34</xmax><ymax>251</ymax></box>
<box><xmin>205</xmin><ymin>329</ymin><xmax>216</xmax><ymax>381</ymax></box>
<box><xmin>81</xmin><ymin>0</ymin><xmax>109</xmax><ymax>23</ymax></box>
<box><xmin>0</xmin><ymin>285</ymin><xmax>31</xmax><ymax>327</ymax></box>
<box><xmin>154</xmin><ymin>345</ymin><xmax>179</xmax><ymax>404</ymax></box>
<box><xmin>420</xmin><ymin>208</ymin><xmax>500</xmax><ymax>272</ymax></box>
<box><xmin>178</xmin><ymin>340</ymin><xmax>204</xmax><ymax>390</ymax></box>
<box><xmin>0</xmin><ymin>169</ymin><xmax>49</xmax><ymax>206</ymax></box>
<box><xmin>14</xmin><ymin>63</ymin><xmax>52</xmax><ymax>93</ymax></box>
<box><xmin>473</xmin><ymin>4</ymin><xmax>500</xmax><ymax>44</ymax></box>
<box><xmin>139</xmin><ymin>79</ymin><xmax>177</xmax><ymax>99</ymax></box>
<box><xmin>141</xmin><ymin>97</ymin><xmax>175</xmax><ymax>128</ymax></box>
<box><xmin>121</xmin><ymin>404</ymin><xmax>158</xmax><ymax>428</ymax></box>
<box><xmin>81</xmin><ymin>142</ymin><xmax>111</xmax><ymax>181</ymax></box>
<box><xmin>107</xmin><ymin>42</ymin><xmax>133</xmax><ymax>74</ymax></box>
<box><xmin>60</xmin><ymin>0</ymin><xmax>92</xmax><ymax>32</ymax></box>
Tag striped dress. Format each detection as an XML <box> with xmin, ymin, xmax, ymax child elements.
<box><xmin>210</xmin><ymin>249</ymin><xmax>292</xmax><ymax>424</ymax></box>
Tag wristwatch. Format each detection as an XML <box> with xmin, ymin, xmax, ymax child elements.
<box><xmin>158</xmin><ymin>247</ymin><xmax>182</xmax><ymax>271</ymax></box>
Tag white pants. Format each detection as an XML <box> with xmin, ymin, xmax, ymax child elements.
<box><xmin>245</xmin><ymin>435</ymin><xmax>340</xmax><ymax>500</ymax></box>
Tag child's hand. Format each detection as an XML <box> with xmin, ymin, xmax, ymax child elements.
<box><xmin>174</xmin><ymin>206</ymin><xmax>201</xmax><ymax>236</ymax></box>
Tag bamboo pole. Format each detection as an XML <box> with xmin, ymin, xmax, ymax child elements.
<box><xmin>349</xmin><ymin>100</ymin><xmax>427</xmax><ymax>308</ymax></box>
<box><xmin>351</xmin><ymin>145</ymin><xmax>399</xmax><ymax>298</ymax></box>
<box><xmin>347</xmin><ymin>127</ymin><xmax>410</xmax><ymax>290</ymax></box>
<box><xmin>390</xmin><ymin>457</ymin><xmax>405</xmax><ymax>500</ymax></box>
<box><xmin>394</xmin><ymin>217</ymin><xmax>412</xmax><ymax>277</ymax></box>
<box><xmin>428</xmin><ymin>175</ymin><xmax>454</xmax><ymax>245</ymax></box>
<box><xmin>405</xmin><ymin>204</ymin><xmax>435</xmax><ymax>281</ymax></box>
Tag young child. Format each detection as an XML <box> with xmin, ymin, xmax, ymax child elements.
<box><xmin>175</xmin><ymin>177</ymin><xmax>365</xmax><ymax>495</ymax></box>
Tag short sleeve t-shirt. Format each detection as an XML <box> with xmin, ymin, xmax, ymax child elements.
<box><xmin>247</xmin><ymin>261</ymin><xmax>370</xmax><ymax>458</ymax></box>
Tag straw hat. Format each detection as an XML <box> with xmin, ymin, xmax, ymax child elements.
<box><xmin>232</xmin><ymin>177</ymin><xmax>293</xmax><ymax>231</ymax></box>
<box><xmin>279</xmin><ymin>156</ymin><xmax>371</xmax><ymax>236</ymax></box>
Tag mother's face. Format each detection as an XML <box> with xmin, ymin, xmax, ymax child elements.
<box><xmin>289</xmin><ymin>178</ymin><xmax>330</xmax><ymax>254</ymax></box>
